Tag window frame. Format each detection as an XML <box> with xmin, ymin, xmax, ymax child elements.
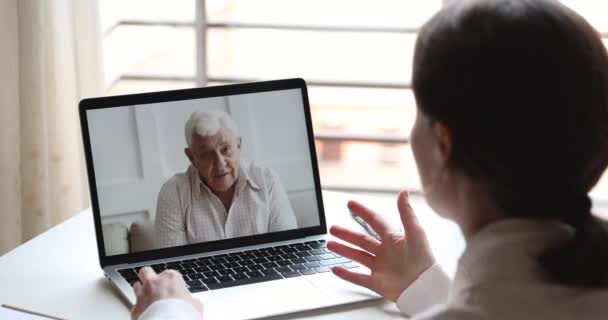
<box><xmin>101</xmin><ymin>0</ymin><xmax>608</xmax><ymax>204</ymax></box>
<box><xmin>103</xmin><ymin>0</ymin><xmax>417</xmax><ymax>194</ymax></box>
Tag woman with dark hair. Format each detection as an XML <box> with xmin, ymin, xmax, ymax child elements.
<box><xmin>130</xmin><ymin>0</ymin><xmax>608</xmax><ymax>319</ymax></box>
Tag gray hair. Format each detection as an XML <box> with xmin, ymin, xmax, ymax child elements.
<box><xmin>184</xmin><ymin>110</ymin><xmax>240</xmax><ymax>147</ymax></box>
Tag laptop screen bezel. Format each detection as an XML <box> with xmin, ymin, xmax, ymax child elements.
<box><xmin>79</xmin><ymin>78</ymin><xmax>328</xmax><ymax>268</ymax></box>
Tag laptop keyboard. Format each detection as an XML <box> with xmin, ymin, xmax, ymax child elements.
<box><xmin>117</xmin><ymin>240</ymin><xmax>359</xmax><ymax>293</ymax></box>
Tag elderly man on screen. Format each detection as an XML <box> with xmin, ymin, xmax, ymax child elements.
<box><xmin>155</xmin><ymin>110</ymin><xmax>298</xmax><ymax>247</ymax></box>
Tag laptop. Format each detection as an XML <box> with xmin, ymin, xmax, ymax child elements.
<box><xmin>79</xmin><ymin>78</ymin><xmax>381</xmax><ymax>320</ymax></box>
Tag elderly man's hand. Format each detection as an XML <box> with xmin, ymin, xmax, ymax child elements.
<box><xmin>131</xmin><ymin>267</ymin><xmax>204</xmax><ymax>320</ymax></box>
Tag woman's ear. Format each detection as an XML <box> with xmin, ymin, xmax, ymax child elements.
<box><xmin>433</xmin><ymin>122</ymin><xmax>452</xmax><ymax>165</ymax></box>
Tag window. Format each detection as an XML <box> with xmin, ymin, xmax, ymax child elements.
<box><xmin>100</xmin><ymin>0</ymin><xmax>437</xmax><ymax>194</ymax></box>
<box><xmin>100</xmin><ymin>0</ymin><xmax>608</xmax><ymax>205</ymax></box>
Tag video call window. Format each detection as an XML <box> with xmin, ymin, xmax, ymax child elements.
<box><xmin>87</xmin><ymin>89</ymin><xmax>321</xmax><ymax>256</ymax></box>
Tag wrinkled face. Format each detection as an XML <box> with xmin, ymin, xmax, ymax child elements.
<box><xmin>186</xmin><ymin>131</ymin><xmax>241</xmax><ymax>193</ymax></box>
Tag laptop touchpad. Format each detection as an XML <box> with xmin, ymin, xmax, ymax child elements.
<box><xmin>306</xmin><ymin>270</ymin><xmax>381</xmax><ymax>303</ymax></box>
<box><xmin>195</xmin><ymin>277</ymin><xmax>334</xmax><ymax>320</ymax></box>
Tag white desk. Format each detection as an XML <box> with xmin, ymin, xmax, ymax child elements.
<box><xmin>0</xmin><ymin>191</ymin><xmax>464</xmax><ymax>320</ymax></box>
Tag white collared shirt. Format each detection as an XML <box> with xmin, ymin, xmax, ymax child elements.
<box><xmin>155</xmin><ymin>162</ymin><xmax>298</xmax><ymax>248</ymax></box>
<box><xmin>141</xmin><ymin>218</ymin><xmax>608</xmax><ymax>320</ymax></box>
<box><xmin>397</xmin><ymin>218</ymin><xmax>608</xmax><ymax>319</ymax></box>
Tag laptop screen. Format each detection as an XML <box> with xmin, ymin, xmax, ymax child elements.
<box><xmin>82</xmin><ymin>81</ymin><xmax>324</xmax><ymax>258</ymax></box>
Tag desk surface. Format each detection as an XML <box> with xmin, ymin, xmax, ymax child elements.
<box><xmin>0</xmin><ymin>191</ymin><xmax>463</xmax><ymax>320</ymax></box>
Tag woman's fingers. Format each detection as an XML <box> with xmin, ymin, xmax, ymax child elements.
<box><xmin>327</xmin><ymin>241</ymin><xmax>374</xmax><ymax>269</ymax></box>
<box><xmin>347</xmin><ymin>200</ymin><xmax>390</xmax><ymax>238</ymax></box>
<box><xmin>138</xmin><ymin>267</ymin><xmax>157</xmax><ymax>283</ymax></box>
<box><xmin>133</xmin><ymin>281</ymin><xmax>142</xmax><ymax>297</ymax></box>
<box><xmin>331</xmin><ymin>266</ymin><xmax>374</xmax><ymax>291</ymax></box>
<box><xmin>396</xmin><ymin>191</ymin><xmax>423</xmax><ymax>237</ymax></box>
<box><xmin>330</xmin><ymin>225</ymin><xmax>381</xmax><ymax>254</ymax></box>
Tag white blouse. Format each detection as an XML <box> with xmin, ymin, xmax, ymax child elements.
<box><xmin>140</xmin><ymin>219</ymin><xmax>608</xmax><ymax>320</ymax></box>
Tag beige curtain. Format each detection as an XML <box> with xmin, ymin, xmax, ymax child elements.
<box><xmin>0</xmin><ymin>0</ymin><xmax>103</xmax><ymax>255</ymax></box>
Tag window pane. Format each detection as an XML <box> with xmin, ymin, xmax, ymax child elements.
<box><xmin>208</xmin><ymin>29</ymin><xmax>416</xmax><ymax>83</ymax></box>
<box><xmin>207</xmin><ymin>0</ymin><xmax>441</xmax><ymax>28</ymax></box>
<box><xmin>107</xmin><ymin>80</ymin><xmax>195</xmax><ymax>96</ymax></box>
<box><xmin>100</xmin><ymin>0</ymin><xmax>195</xmax><ymax>31</ymax></box>
<box><xmin>559</xmin><ymin>1</ymin><xmax>608</xmax><ymax>32</ymax></box>
<box><xmin>316</xmin><ymin>141</ymin><xmax>420</xmax><ymax>191</ymax></box>
<box><xmin>309</xmin><ymin>87</ymin><xmax>416</xmax><ymax>136</ymax></box>
<box><xmin>103</xmin><ymin>26</ymin><xmax>195</xmax><ymax>85</ymax></box>
<box><xmin>591</xmin><ymin>170</ymin><xmax>608</xmax><ymax>202</ymax></box>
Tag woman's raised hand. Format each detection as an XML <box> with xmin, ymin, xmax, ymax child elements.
<box><xmin>328</xmin><ymin>191</ymin><xmax>435</xmax><ymax>301</ymax></box>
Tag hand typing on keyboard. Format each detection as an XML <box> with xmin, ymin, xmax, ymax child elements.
<box><xmin>131</xmin><ymin>267</ymin><xmax>204</xmax><ymax>320</ymax></box>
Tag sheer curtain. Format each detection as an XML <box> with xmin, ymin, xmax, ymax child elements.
<box><xmin>0</xmin><ymin>0</ymin><xmax>103</xmax><ymax>255</ymax></box>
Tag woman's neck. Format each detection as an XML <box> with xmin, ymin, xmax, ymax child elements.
<box><xmin>451</xmin><ymin>181</ymin><xmax>506</xmax><ymax>241</ymax></box>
